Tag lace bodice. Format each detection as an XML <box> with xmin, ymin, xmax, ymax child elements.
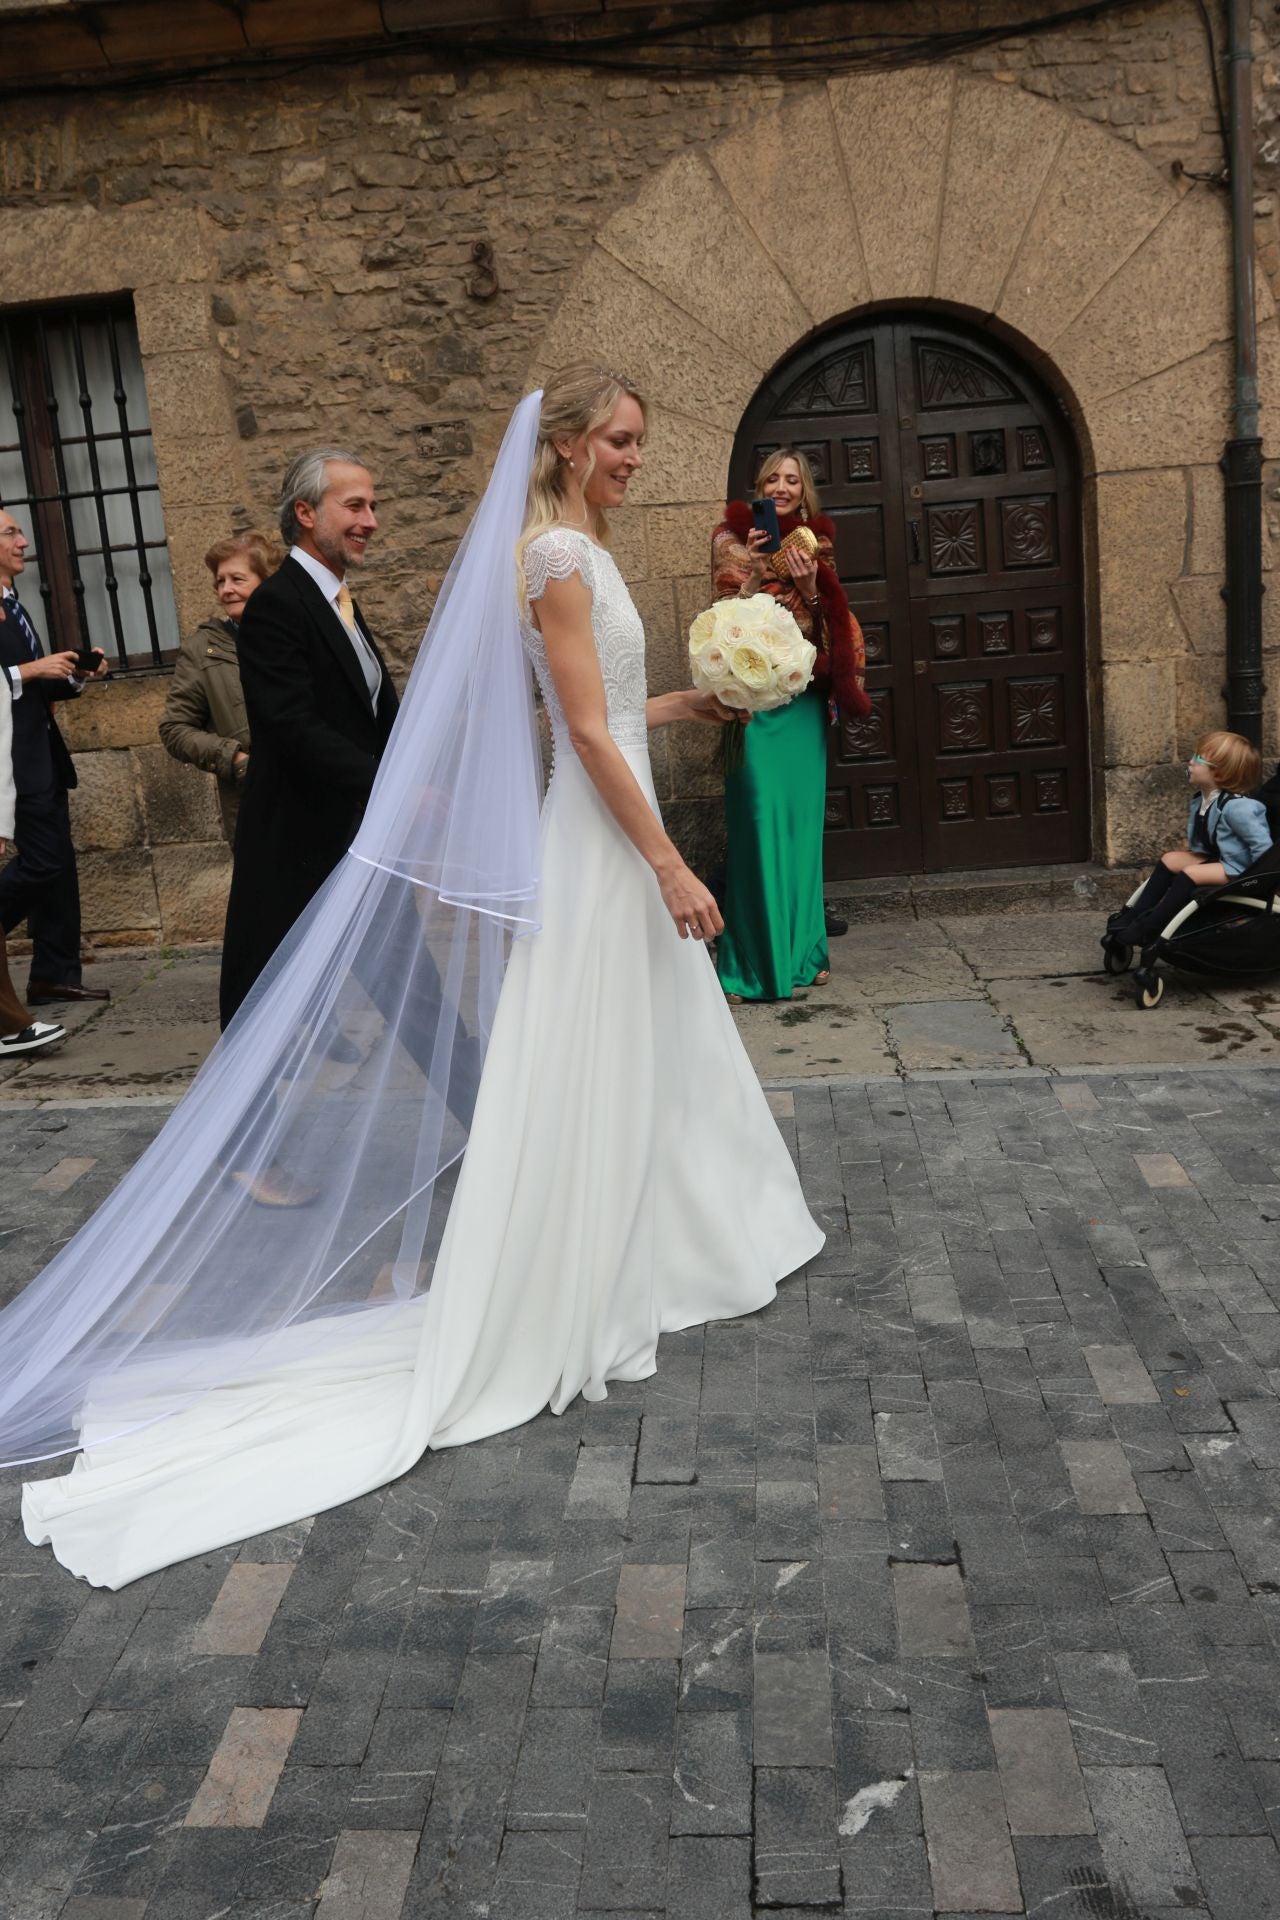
<box><xmin>520</xmin><ymin>528</ymin><xmax>649</xmax><ymax>754</ymax></box>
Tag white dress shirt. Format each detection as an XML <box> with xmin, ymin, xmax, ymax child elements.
<box><xmin>289</xmin><ymin>545</ymin><xmax>382</xmax><ymax>711</ymax></box>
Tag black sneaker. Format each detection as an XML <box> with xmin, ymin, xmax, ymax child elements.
<box><xmin>0</xmin><ymin>1021</ymin><xmax>66</xmax><ymax>1058</ymax></box>
<box><xmin>824</xmin><ymin>907</ymin><xmax>849</xmax><ymax>937</ymax></box>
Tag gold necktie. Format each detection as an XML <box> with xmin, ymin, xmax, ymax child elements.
<box><xmin>336</xmin><ymin>583</ymin><xmax>355</xmax><ymax>628</ymax></box>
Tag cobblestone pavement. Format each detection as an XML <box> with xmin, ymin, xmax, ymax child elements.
<box><xmin>6</xmin><ymin>1071</ymin><xmax>1280</xmax><ymax>1917</ymax></box>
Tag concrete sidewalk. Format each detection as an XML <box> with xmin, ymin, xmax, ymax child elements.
<box><xmin>6</xmin><ymin>908</ymin><xmax>1280</xmax><ymax>1103</ymax></box>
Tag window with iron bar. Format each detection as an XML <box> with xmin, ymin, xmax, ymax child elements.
<box><xmin>0</xmin><ymin>296</ymin><xmax>180</xmax><ymax>669</ymax></box>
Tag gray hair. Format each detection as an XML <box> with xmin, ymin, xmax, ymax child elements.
<box><xmin>278</xmin><ymin>448</ymin><xmax>367</xmax><ymax>546</ymax></box>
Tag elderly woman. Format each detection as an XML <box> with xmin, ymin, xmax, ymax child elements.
<box><xmin>0</xmin><ymin>677</ymin><xmax>64</xmax><ymax>1057</ymax></box>
<box><xmin>712</xmin><ymin>447</ymin><xmax>870</xmax><ymax>1002</ymax></box>
<box><xmin>159</xmin><ymin>529</ymin><xmax>281</xmax><ymax>843</ymax></box>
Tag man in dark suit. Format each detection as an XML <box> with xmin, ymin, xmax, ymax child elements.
<box><xmin>0</xmin><ymin>510</ymin><xmax>111</xmax><ymax>1006</ymax></box>
<box><xmin>219</xmin><ymin>451</ymin><xmax>397</xmax><ymax>1027</ymax></box>
<box><xmin>220</xmin><ymin>450</ymin><xmax>479</xmax><ymax>1205</ymax></box>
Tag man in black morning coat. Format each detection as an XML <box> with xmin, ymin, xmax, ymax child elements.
<box><xmin>219</xmin><ymin>450</ymin><xmax>479</xmax><ymax>1206</ymax></box>
<box><xmin>218</xmin><ymin>450</ymin><xmax>397</xmax><ymax>1028</ymax></box>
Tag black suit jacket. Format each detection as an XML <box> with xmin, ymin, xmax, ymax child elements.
<box><xmin>219</xmin><ymin>555</ymin><xmax>398</xmax><ymax>1025</ymax></box>
<box><xmin>0</xmin><ymin>596</ymin><xmax>78</xmax><ymax>795</ymax></box>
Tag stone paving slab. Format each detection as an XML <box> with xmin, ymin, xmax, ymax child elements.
<box><xmin>9</xmin><ymin>1071</ymin><xmax>1280</xmax><ymax>1912</ymax></box>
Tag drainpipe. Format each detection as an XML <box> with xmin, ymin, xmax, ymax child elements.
<box><xmin>1223</xmin><ymin>0</ymin><xmax>1264</xmax><ymax>745</ymax></box>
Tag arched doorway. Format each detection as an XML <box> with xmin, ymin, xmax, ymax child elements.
<box><xmin>730</xmin><ymin>313</ymin><xmax>1089</xmax><ymax>878</ymax></box>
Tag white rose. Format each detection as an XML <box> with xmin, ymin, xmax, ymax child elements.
<box><xmin>699</xmin><ymin>643</ymin><xmax>730</xmax><ymax>682</ymax></box>
<box><xmin>728</xmin><ymin>643</ymin><xmax>774</xmax><ymax>695</ymax></box>
<box><xmin>716</xmin><ymin>681</ymin><xmax>751</xmax><ymax>710</ymax></box>
<box><xmin>688</xmin><ymin>608</ymin><xmax>718</xmax><ymax>655</ymax></box>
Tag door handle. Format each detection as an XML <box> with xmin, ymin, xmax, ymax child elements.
<box><xmin>909</xmin><ymin>518</ymin><xmax>921</xmax><ymax>563</ymax></box>
<box><xmin>914</xmin><ymin>660</ymin><xmax>927</xmax><ymax>676</ymax></box>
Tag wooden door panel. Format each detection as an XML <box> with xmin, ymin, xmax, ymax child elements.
<box><xmin>728</xmin><ymin>312</ymin><xmax>1088</xmax><ymax>875</ymax></box>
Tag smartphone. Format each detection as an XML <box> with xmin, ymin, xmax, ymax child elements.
<box><xmin>75</xmin><ymin>645</ymin><xmax>103</xmax><ymax>676</ymax></box>
<box><xmin>750</xmin><ymin>495</ymin><xmax>781</xmax><ymax>554</ymax></box>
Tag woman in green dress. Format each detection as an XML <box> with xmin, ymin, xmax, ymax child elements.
<box><xmin>712</xmin><ymin>449</ymin><xmax>870</xmax><ymax>1002</ymax></box>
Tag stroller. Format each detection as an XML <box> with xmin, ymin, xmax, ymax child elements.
<box><xmin>1100</xmin><ymin>768</ymin><xmax>1280</xmax><ymax>1010</ymax></box>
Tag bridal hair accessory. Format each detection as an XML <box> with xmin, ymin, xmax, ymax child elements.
<box><xmin>767</xmin><ymin>524</ymin><xmax>820</xmax><ymax>582</ymax></box>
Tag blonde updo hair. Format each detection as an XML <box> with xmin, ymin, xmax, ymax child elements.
<box><xmin>755</xmin><ymin>445</ymin><xmax>822</xmax><ymax>523</ymax></box>
<box><xmin>517</xmin><ymin>364</ymin><xmax>645</xmax><ymax>604</ymax></box>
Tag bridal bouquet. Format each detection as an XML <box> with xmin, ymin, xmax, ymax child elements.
<box><xmin>688</xmin><ymin>594</ymin><xmax>817</xmax><ymax>767</ymax></box>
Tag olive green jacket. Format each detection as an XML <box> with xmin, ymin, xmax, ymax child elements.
<box><xmin>159</xmin><ymin>617</ymin><xmax>250</xmax><ymax>841</ymax></box>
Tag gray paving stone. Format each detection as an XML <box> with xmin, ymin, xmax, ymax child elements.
<box><xmin>1084</xmin><ymin>1765</ymin><xmax>1199</xmax><ymax>1909</ymax></box>
<box><xmin>1191</xmin><ymin>1835</ymin><xmax>1280</xmax><ymax>1920</ymax></box>
<box><xmin>666</xmin><ymin>1836</ymin><xmax>752</xmax><ymax>1920</ymax></box>
<box><xmin>918</xmin><ymin>1769</ymin><xmax>1021</xmax><ymax>1912</ymax></box>
<box><xmin>753</xmin><ymin>1649</ymin><xmax>834</xmax><ymax>1768</ymax></box>
<box><xmin>1059</xmin><ymin>1439</ymin><xmax>1146</xmax><ymax>1515</ymax></box>
<box><xmin>506</xmin><ymin>1707</ymin><xmax>597</xmax><ymax>1833</ymax></box>
<box><xmin>892</xmin><ymin>1562</ymin><xmax>974</xmax><ymax>1659</ymax></box>
<box><xmin>670</xmin><ymin>1710</ymin><xmax>751</xmax><ymax>1836</ymax></box>
<box><xmin>753</xmin><ymin>1767</ymin><xmax>842</xmax><ymax>1908</ymax></box>
<box><xmin>578</xmin><ymin>1773</ymin><xmax>669</xmax><ymax>1911</ymax></box>
<box><xmin>1055</xmin><ymin>1651</ymin><xmax>1158</xmax><ymax>1767</ymax></box>
<box><xmin>873</xmin><ymin>1411</ymin><xmax>942</xmax><ymax>1483</ymax></box>
<box><xmin>989</xmin><ymin>1706</ymin><xmax>1093</xmax><ymax>1835</ymax></box>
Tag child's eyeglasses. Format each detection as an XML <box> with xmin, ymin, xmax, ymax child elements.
<box><xmin>1189</xmin><ymin>753</ymin><xmax>1214</xmax><ymax>766</ymax></box>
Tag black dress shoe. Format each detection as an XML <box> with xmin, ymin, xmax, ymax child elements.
<box><xmin>823</xmin><ymin>907</ymin><xmax>849</xmax><ymax>937</ymax></box>
<box><xmin>26</xmin><ymin>980</ymin><xmax>111</xmax><ymax>1005</ymax></box>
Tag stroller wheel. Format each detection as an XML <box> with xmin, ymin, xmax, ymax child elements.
<box><xmin>1102</xmin><ymin>940</ymin><xmax>1133</xmax><ymax>975</ymax></box>
<box><xmin>1133</xmin><ymin>970</ymin><xmax>1164</xmax><ymax>1011</ymax></box>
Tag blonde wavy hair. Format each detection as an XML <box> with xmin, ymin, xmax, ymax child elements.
<box><xmin>517</xmin><ymin>364</ymin><xmax>645</xmax><ymax>604</ymax></box>
<box><xmin>755</xmin><ymin>445</ymin><xmax>822</xmax><ymax>522</ymax></box>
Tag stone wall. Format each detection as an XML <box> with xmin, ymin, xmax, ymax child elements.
<box><xmin>0</xmin><ymin>0</ymin><xmax>1275</xmax><ymax>935</ymax></box>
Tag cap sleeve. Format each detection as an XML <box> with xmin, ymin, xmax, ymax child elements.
<box><xmin>523</xmin><ymin>528</ymin><xmax>595</xmax><ymax>605</ymax></box>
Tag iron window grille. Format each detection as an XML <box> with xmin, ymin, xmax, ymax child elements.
<box><xmin>0</xmin><ymin>296</ymin><xmax>180</xmax><ymax>669</ymax></box>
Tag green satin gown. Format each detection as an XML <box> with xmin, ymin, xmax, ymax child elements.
<box><xmin>716</xmin><ymin>690</ymin><xmax>829</xmax><ymax>1002</ymax></box>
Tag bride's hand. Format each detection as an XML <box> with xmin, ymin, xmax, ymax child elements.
<box><xmin>687</xmin><ymin>689</ymin><xmax>749</xmax><ymax>728</ymax></box>
<box><xmin>657</xmin><ymin>860</ymin><xmax>723</xmax><ymax>940</ymax></box>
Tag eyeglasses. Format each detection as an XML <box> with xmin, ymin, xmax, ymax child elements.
<box><xmin>1189</xmin><ymin>754</ymin><xmax>1214</xmax><ymax>766</ymax></box>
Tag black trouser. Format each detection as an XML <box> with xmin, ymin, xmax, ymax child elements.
<box><xmin>0</xmin><ymin>785</ymin><xmax>81</xmax><ymax>987</ymax></box>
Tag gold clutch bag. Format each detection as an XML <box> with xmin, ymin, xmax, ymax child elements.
<box><xmin>766</xmin><ymin>524</ymin><xmax>819</xmax><ymax>581</ymax></box>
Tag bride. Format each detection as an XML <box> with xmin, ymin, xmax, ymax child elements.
<box><xmin>3</xmin><ymin>367</ymin><xmax>823</xmax><ymax>1588</ymax></box>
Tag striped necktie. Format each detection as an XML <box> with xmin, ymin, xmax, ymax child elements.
<box><xmin>2</xmin><ymin>590</ymin><xmax>40</xmax><ymax>660</ymax></box>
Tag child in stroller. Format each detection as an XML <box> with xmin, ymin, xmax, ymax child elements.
<box><xmin>1103</xmin><ymin>731</ymin><xmax>1273</xmax><ymax>989</ymax></box>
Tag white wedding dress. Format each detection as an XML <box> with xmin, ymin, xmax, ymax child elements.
<box><xmin>22</xmin><ymin>527</ymin><xmax>822</xmax><ymax>1587</ymax></box>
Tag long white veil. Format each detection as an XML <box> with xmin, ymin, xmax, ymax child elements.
<box><xmin>0</xmin><ymin>389</ymin><xmax>545</xmax><ymax>1467</ymax></box>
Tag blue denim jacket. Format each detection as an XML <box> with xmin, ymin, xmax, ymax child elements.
<box><xmin>1186</xmin><ymin>792</ymin><xmax>1273</xmax><ymax>876</ymax></box>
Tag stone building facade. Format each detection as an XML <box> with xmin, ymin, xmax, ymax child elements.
<box><xmin>2</xmin><ymin>0</ymin><xmax>1280</xmax><ymax>938</ymax></box>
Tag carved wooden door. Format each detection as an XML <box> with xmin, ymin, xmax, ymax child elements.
<box><xmin>728</xmin><ymin>315</ymin><xmax>1087</xmax><ymax>877</ymax></box>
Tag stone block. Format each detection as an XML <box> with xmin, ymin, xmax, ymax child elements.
<box><xmin>194</xmin><ymin>1564</ymin><xmax>294</xmax><ymax>1657</ymax></box>
<box><xmin>142</xmin><ymin>352</ymin><xmax>238</xmax><ymax>445</ymax></box>
<box><xmin>998</xmin><ymin>115</ymin><xmax>1174</xmax><ymax>349</ymax></box>
<box><xmin>1089</xmin><ymin>339</ymin><xmax>1233</xmax><ymax>472</ymax></box>
<box><xmin>611</xmin><ymin>1564</ymin><xmax>686</xmax><ymax>1659</ymax></box>
<box><xmin>315</xmin><ymin>1827</ymin><xmax>418</xmax><ymax>1920</ymax></box>
<box><xmin>565</xmin><ymin>1445</ymin><xmax>632</xmax><ymax>1521</ymax></box>
<box><xmin>1082</xmin><ymin>1346</ymin><xmax>1159</xmax><ymax>1406</ymax></box>
<box><xmin>829</xmin><ymin>65</ymin><xmax>954</xmax><ymax>302</ymax></box>
<box><xmin>1172</xmin><ymin>576</ymin><xmax>1227</xmax><ymax>658</ymax></box>
<box><xmin>919</xmin><ymin>1769</ymin><xmax>1022</xmax><ymax>1912</ymax></box>
<box><xmin>1084</xmin><ymin>1765</ymin><xmax>1197</xmax><ymax>1908</ymax></box>
<box><xmin>151</xmin><ymin>435</ymin><xmax>247</xmax><ymax>512</ymax></box>
<box><xmin>1189</xmin><ymin>464</ymin><xmax>1227</xmax><ymax>576</ymax></box>
<box><xmin>1102</xmin><ymin>660</ymin><xmax>1175</xmax><ymax>767</ymax></box>
<box><xmin>151</xmin><ymin>841</ymin><xmax>232</xmax><ymax>944</ymax></box>
<box><xmin>670</xmin><ymin>1711</ymin><xmax>751</xmax><ymax>1837</ymax></box>
<box><xmin>0</xmin><ymin>208</ymin><xmax>205</xmax><ymax>303</ymax></box>
<box><xmin>61</xmin><ymin>676</ymin><xmax>171</xmax><ymax>753</ymax></box>
<box><xmin>600</xmin><ymin>151</ymin><xmax>812</xmax><ymax>377</ymax></box>
<box><xmin>535</xmin><ymin>244</ymin><xmax>751</xmax><ymax>434</ymax></box>
<box><xmin>506</xmin><ymin>1706</ymin><xmax>596</xmax><ymax>1832</ymax></box>
<box><xmin>936</xmin><ymin>75</ymin><xmax>1065</xmax><ymax>314</ymax></box>
<box><xmin>753</xmin><ymin>1649</ymin><xmax>834</xmax><ymax>1767</ymax></box>
<box><xmin>874</xmin><ymin>1409</ymin><xmax>942</xmax><ymax>1481</ymax></box>
<box><xmin>1059</xmin><ymin>1440</ymin><xmax>1145</xmax><ymax>1515</ymax></box>
<box><xmin>712</xmin><ymin>86</ymin><xmax>870</xmax><ymax>325</ymax></box>
<box><xmin>1175</xmin><ymin>651</ymin><xmax>1227</xmax><ymax>758</ymax></box>
<box><xmin>134</xmin><ymin>285</ymin><xmax>216</xmax><ymax>357</ymax></box>
<box><xmin>608</xmin><ymin>506</ymin><xmax>648</xmax><ymax>586</ymax></box>
<box><xmin>818</xmin><ymin>1444</ymin><xmax>885</xmax><ymax>1523</ymax></box>
<box><xmin>644</xmin><ymin>504</ymin><xmax>719</xmax><ymax>583</ymax></box>
<box><xmin>753</xmin><ymin>1767</ymin><xmax>842</xmax><ymax>1908</ymax></box>
<box><xmin>892</xmin><ymin>1562</ymin><xmax>975</xmax><ymax>1659</ymax></box>
<box><xmin>989</xmin><ymin>1707</ymin><xmax>1094</xmax><ymax>1836</ymax></box>
<box><xmin>66</xmin><ymin>749</ymin><xmax>144</xmax><ymax>853</ymax></box>
<box><xmin>622</xmin><ymin>405</ymin><xmax>734</xmax><ymax>514</ymax></box>
<box><xmin>1102</xmin><ymin>763</ymin><xmax>1190</xmax><ymax>866</ymax></box>
<box><xmin>184</xmin><ymin>1705</ymin><xmax>301</xmax><ymax>1827</ymax></box>
<box><xmin>1057</xmin><ymin>189</ymin><xmax>1231</xmax><ymax>402</ymax></box>
<box><xmin>579</xmin><ymin>1772</ymin><xmax>670</xmax><ymax>1910</ymax></box>
<box><xmin>1095</xmin><ymin>470</ymin><xmax>1186</xmax><ymax>661</ymax></box>
<box><xmin>135</xmin><ymin>743</ymin><xmax>224</xmax><ymax>845</ymax></box>
<box><xmin>77</xmin><ymin>849</ymin><xmax>162</xmax><ymax>935</ymax></box>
